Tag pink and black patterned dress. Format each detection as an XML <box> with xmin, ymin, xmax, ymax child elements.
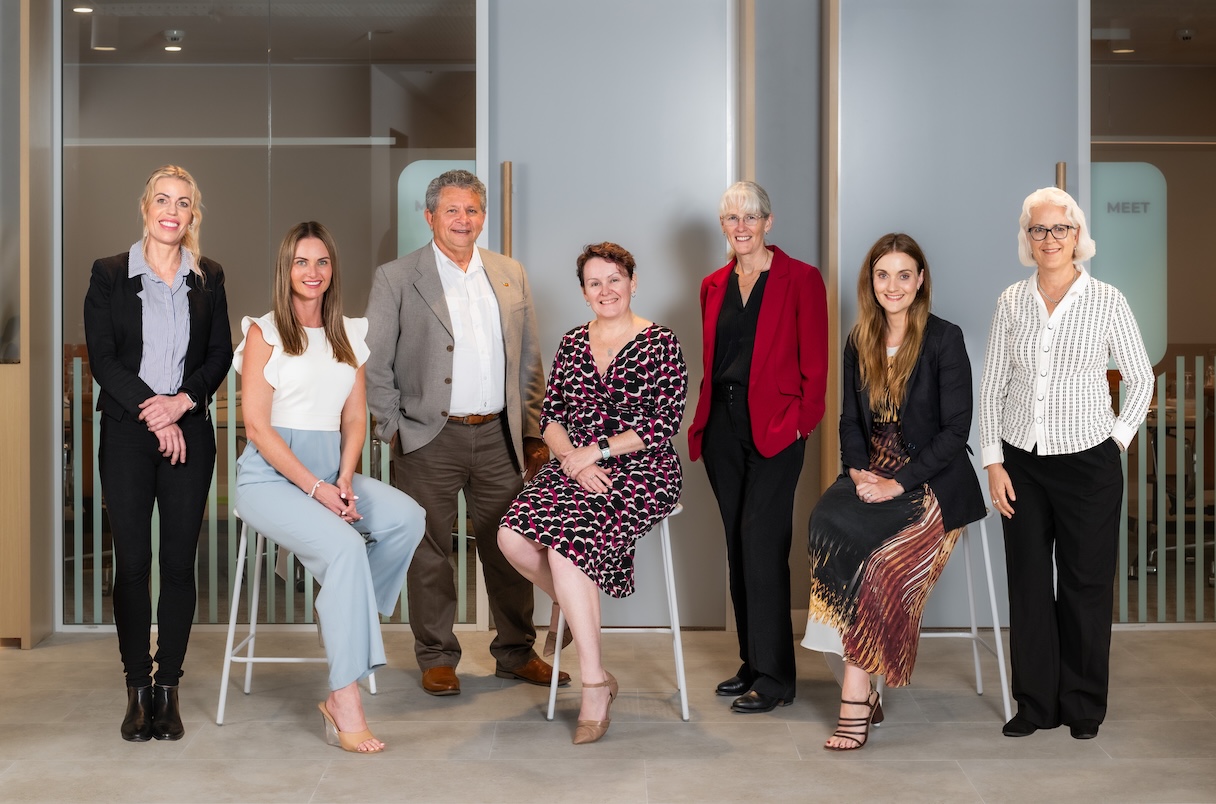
<box><xmin>501</xmin><ymin>324</ymin><xmax>687</xmax><ymax>598</ymax></box>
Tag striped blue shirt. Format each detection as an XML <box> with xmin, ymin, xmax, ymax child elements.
<box><xmin>128</xmin><ymin>242</ymin><xmax>193</xmax><ymax>395</ymax></box>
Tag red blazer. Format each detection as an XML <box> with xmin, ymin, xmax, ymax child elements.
<box><xmin>688</xmin><ymin>245</ymin><xmax>828</xmax><ymax>460</ymax></box>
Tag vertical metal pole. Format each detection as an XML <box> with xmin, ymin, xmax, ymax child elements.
<box><xmin>501</xmin><ymin>161</ymin><xmax>513</xmax><ymax>258</ymax></box>
<box><xmin>1055</xmin><ymin>161</ymin><xmax>1067</xmax><ymax>191</ymax></box>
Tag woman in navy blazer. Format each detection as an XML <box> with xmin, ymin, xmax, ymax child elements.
<box><xmin>801</xmin><ymin>233</ymin><xmax>984</xmax><ymax>750</ymax></box>
<box><xmin>688</xmin><ymin>181</ymin><xmax>828</xmax><ymax>713</ymax></box>
<box><xmin>83</xmin><ymin>165</ymin><xmax>232</xmax><ymax>742</ymax></box>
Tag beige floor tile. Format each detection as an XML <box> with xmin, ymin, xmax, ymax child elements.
<box><xmin>960</xmin><ymin>757</ymin><xmax>1216</xmax><ymax>803</ymax></box>
<box><xmin>0</xmin><ymin>720</ymin><xmax>194</xmax><ymax>761</ymax></box>
<box><xmin>0</xmin><ymin>759</ymin><xmax>325</xmax><ymax>803</ymax></box>
<box><xmin>0</xmin><ymin>758</ymin><xmax>328</xmax><ymax>802</ymax></box>
<box><xmin>312</xmin><ymin>758</ymin><xmax>648</xmax><ymax>803</ymax></box>
<box><xmin>1093</xmin><ymin>719</ymin><xmax>1216</xmax><ymax>759</ymax></box>
<box><xmin>1</xmin><ymin>628</ymin><xmax>1212</xmax><ymax>803</ymax></box>
<box><xmin>644</xmin><ymin>758</ymin><xmax>982</xmax><ymax>802</ymax></box>
<box><xmin>490</xmin><ymin>719</ymin><xmax>800</xmax><ymax>761</ymax></box>
<box><xmin>1105</xmin><ymin>685</ymin><xmax>1216</xmax><ymax>721</ymax></box>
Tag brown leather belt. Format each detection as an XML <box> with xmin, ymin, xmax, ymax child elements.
<box><xmin>446</xmin><ymin>412</ymin><xmax>500</xmax><ymax>426</ymax></box>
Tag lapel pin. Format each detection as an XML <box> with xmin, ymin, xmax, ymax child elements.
<box><xmin>503</xmin><ymin>282</ymin><xmax>510</xmax><ymax>287</ymax></box>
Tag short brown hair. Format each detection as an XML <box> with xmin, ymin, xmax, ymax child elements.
<box><xmin>576</xmin><ymin>242</ymin><xmax>636</xmax><ymax>286</ymax></box>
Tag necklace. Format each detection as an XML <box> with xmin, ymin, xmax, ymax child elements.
<box><xmin>1037</xmin><ymin>270</ymin><xmax>1078</xmax><ymax>305</ymax></box>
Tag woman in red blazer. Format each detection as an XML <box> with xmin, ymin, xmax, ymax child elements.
<box><xmin>688</xmin><ymin>181</ymin><xmax>828</xmax><ymax>712</ymax></box>
<box><xmin>84</xmin><ymin>165</ymin><xmax>232</xmax><ymax>742</ymax></box>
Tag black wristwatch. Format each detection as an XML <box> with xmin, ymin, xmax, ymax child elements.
<box><xmin>597</xmin><ymin>437</ymin><xmax>611</xmax><ymax>462</ymax></box>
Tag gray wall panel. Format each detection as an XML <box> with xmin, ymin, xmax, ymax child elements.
<box><xmin>838</xmin><ymin>0</ymin><xmax>1085</xmax><ymax>626</ymax></box>
<box><xmin>488</xmin><ymin>0</ymin><xmax>732</xmax><ymax>626</ymax></box>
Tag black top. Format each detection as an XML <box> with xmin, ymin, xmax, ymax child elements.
<box><xmin>711</xmin><ymin>269</ymin><xmax>768</xmax><ymax>387</ymax></box>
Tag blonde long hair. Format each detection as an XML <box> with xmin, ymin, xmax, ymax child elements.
<box><xmin>849</xmin><ymin>233</ymin><xmax>932</xmax><ymax>410</ymax></box>
<box><xmin>272</xmin><ymin>222</ymin><xmax>357</xmax><ymax>367</ymax></box>
<box><xmin>139</xmin><ymin>164</ymin><xmax>203</xmax><ymax>280</ymax></box>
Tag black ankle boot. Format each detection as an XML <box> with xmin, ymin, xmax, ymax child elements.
<box><xmin>121</xmin><ymin>685</ymin><xmax>154</xmax><ymax>742</ymax></box>
<box><xmin>151</xmin><ymin>684</ymin><xmax>185</xmax><ymax>741</ymax></box>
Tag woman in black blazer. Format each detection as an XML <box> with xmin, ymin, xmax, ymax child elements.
<box><xmin>83</xmin><ymin>165</ymin><xmax>232</xmax><ymax>742</ymax></box>
<box><xmin>801</xmin><ymin>233</ymin><xmax>984</xmax><ymax>750</ymax></box>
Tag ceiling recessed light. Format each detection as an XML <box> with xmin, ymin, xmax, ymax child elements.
<box><xmin>165</xmin><ymin>45</ymin><xmax>182</xmax><ymax>52</ymax></box>
<box><xmin>90</xmin><ymin>14</ymin><xmax>119</xmax><ymax>51</ymax></box>
<box><xmin>72</xmin><ymin>3</ymin><xmax>95</xmax><ymax>13</ymax></box>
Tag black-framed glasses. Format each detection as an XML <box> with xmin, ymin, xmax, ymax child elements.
<box><xmin>1027</xmin><ymin>224</ymin><xmax>1076</xmax><ymax>241</ymax></box>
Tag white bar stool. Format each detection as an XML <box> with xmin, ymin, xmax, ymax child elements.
<box><xmin>216</xmin><ymin>512</ymin><xmax>375</xmax><ymax>725</ymax></box>
<box><xmin>545</xmin><ymin>504</ymin><xmax>688</xmax><ymax>722</ymax></box>
<box><xmin>876</xmin><ymin>510</ymin><xmax>1013</xmax><ymax>722</ymax></box>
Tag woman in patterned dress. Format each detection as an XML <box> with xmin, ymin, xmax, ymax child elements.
<box><xmin>499</xmin><ymin>242</ymin><xmax>687</xmax><ymax>745</ymax></box>
<box><xmin>801</xmin><ymin>233</ymin><xmax>985</xmax><ymax>750</ymax></box>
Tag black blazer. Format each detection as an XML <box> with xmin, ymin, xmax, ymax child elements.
<box><xmin>83</xmin><ymin>252</ymin><xmax>233</xmax><ymax>422</ymax></box>
<box><xmin>840</xmin><ymin>314</ymin><xmax>985</xmax><ymax>531</ymax></box>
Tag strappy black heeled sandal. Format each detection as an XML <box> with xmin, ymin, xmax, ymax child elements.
<box><xmin>824</xmin><ymin>689</ymin><xmax>880</xmax><ymax>751</ymax></box>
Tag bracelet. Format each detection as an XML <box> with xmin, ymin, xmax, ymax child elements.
<box><xmin>307</xmin><ymin>479</ymin><xmax>324</xmax><ymax>498</ymax></box>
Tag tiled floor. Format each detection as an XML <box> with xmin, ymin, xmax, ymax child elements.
<box><xmin>1</xmin><ymin>627</ymin><xmax>1214</xmax><ymax>803</ymax></box>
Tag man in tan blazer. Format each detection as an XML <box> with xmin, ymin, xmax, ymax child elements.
<box><xmin>365</xmin><ymin>170</ymin><xmax>567</xmax><ymax>695</ymax></box>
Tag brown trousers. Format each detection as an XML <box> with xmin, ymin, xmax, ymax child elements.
<box><xmin>391</xmin><ymin>417</ymin><xmax>537</xmax><ymax>671</ymax></box>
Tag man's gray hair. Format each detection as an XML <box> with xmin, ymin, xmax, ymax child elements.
<box><xmin>425</xmin><ymin>170</ymin><xmax>487</xmax><ymax>214</ymax></box>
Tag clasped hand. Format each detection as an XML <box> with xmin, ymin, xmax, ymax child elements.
<box><xmin>311</xmin><ymin>478</ymin><xmax>362</xmax><ymax>523</ymax></box>
<box><xmin>139</xmin><ymin>394</ymin><xmax>193</xmax><ymax>465</ymax></box>
<box><xmin>850</xmin><ymin>468</ymin><xmax>903</xmax><ymax>503</ymax></box>
<box><xmin>559</xmin><ymin>444</ymin><xmax>611</xmax><ymax>495</ymax></box>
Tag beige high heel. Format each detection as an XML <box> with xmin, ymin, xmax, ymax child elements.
<box><xmin>573</xmin><ymin>671</ymin><xmax>618</xmax><ymax>745</ymax></box>
<box><xmin>317</xmin><ymin>701</ymin><xmax>383</xmax><ymax>754</ymax></box>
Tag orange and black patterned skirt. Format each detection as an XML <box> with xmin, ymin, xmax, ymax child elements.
<box><xmin>804</xmin><ymin>419</ymin><xmax>961</xmax><ymax>687</ymax></box>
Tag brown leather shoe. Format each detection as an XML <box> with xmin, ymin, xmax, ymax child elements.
<box><xmin>495</xmin><ymin>657</ymin><xmax>571</xmax><ymax>687</ymax></box>
<box><xmin>421</xmin><ymin>666</ymin><xmax>461</xmax><ymax>696</ymax></box>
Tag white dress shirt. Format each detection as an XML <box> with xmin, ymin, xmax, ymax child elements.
<box><xmin>979</xmin><ymin>268</ymin><xmax>1154</xmax><ymax>467</ymax></box>
<box><xmin>432</xmin><ymin>241</ymin><xmax>506</xmax><ymax>416</ymax></box>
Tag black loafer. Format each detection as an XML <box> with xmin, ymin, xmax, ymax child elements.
<box><xmin>1002</xmin><ymin>714</ymin><xmax>1039</xmax><ymax>737</ymax></box>
<box><xmin>715</xmin><ymin>675</ymin><xmax>751</xmax><ymax>697</ymax></box>
<box><xmin>120</xmin><ymin>685</ymin><xmax>154</xmax><ymax>742</ymax></box>
<box><xmin>730</xmin><ymin>690</ymin><xmax>793</xmax><ymax>713</ymax></box>
<box><xmin>1069</xmin><ymin>719</ymin><xmax>1100</xmax><ymax>740</ymax></box>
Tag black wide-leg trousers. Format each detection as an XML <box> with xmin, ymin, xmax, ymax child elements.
<box><xmin>702</xmin><ymin>385</ymin><xmax>805</xmax><ymax>701</ymax></box>
<box><xmin>99</xmin><ymin>413</ymin><xmax>216</xmax><ymax>688</ymax></box>
<box><xmin>1000</xmin><ymin>438</ymin><xmax>1123</xmax><ymax>727</ymax></box>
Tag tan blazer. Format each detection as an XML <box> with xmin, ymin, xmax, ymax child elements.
<box><xmin>364</xmin><ymin>243</ymin><xmax>545</xmax><ymax>470</ymax></box>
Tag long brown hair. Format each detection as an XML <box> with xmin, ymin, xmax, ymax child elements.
<box><xmin>849</xmin><ymin>233</ymin><xmax>932</xmax><ymax>410</ymax></box>
<box><xmin>272</xmin><ymin>221</ymin><xmax>357</xmax><ymax>367</ymax></box>
<box><xmin>139</xmin><ymin>164</ymin><xmax>203</xmax><ymax>280</ymax></box>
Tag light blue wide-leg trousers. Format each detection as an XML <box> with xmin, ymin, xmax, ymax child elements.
<box><xmin>235</xmin><ymin>428</ymin><xmax>425</xmax><ymax>690</ymax></box>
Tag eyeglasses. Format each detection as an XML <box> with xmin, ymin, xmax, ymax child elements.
<box><xmin>721</xmin><ymin>214</ymin><xmax>766</xmax><ymax>227</ymax></box>
<box><xmin>1027</xmin><ymin>224</ymin><xmax>1076</xmax><ymax>241</ymax></box>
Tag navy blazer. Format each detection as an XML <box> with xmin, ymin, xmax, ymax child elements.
<box><xmin>840</xmin><ymin>314</ymin><xmax>985</xmax><ymax>531</ymax></box>
<box><xmin>83</xmin><ymin>252</ymin><xmax>233</xmax><ymax>422</ymax></box>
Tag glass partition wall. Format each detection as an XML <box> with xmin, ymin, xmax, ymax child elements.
<box><xmin>1092</xmin><ymin>0</ymin><xmax>1216</xmax><ymax>624</ymax></box>
<box><xmin>60</xmin><ymin>1</ymin><xmax>476</xmax><ymax>628</ymax></box>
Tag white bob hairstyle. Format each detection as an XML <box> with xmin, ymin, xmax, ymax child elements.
<box><xmin>1016</xmin><ymin>186</ymin><xmax>1097</xmax><ymax>268</ymax></box>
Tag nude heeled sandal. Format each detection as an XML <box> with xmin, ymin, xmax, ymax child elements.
<box><xmin>572</xmin><ymin>672</ymin><xmax>618</xmax><ymax>745</ymax></box>
<box><xmin>317</xmin><ymin>701</ymin><xmax>383</xmax><ymax>754</ymax></box>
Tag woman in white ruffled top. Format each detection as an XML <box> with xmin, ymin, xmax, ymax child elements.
<box><xmin>234</xmin><ymin>221</ymin><xmax>425</xmax><ymax>753</ymax></box>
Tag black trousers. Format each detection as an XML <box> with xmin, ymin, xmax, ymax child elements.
<box><xmin>702</xmin><ymin>385</ymin><xmax>805</xmax><ymax>700</ymax></box>
<box><xmin>1001</xmin><ymin>439</ymin><xmax>1123</xmax><ymax>727</ymax></box>
<box><xmin>99</xmin><ymin>413</ymin><xmax>216</xmax><ymax>688</ymax></box>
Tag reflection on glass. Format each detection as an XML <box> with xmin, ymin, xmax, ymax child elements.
<box><xmin>60</xmin><ymin>1</ymin><xmax>475</xmax><ymax>626</ymax></box>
